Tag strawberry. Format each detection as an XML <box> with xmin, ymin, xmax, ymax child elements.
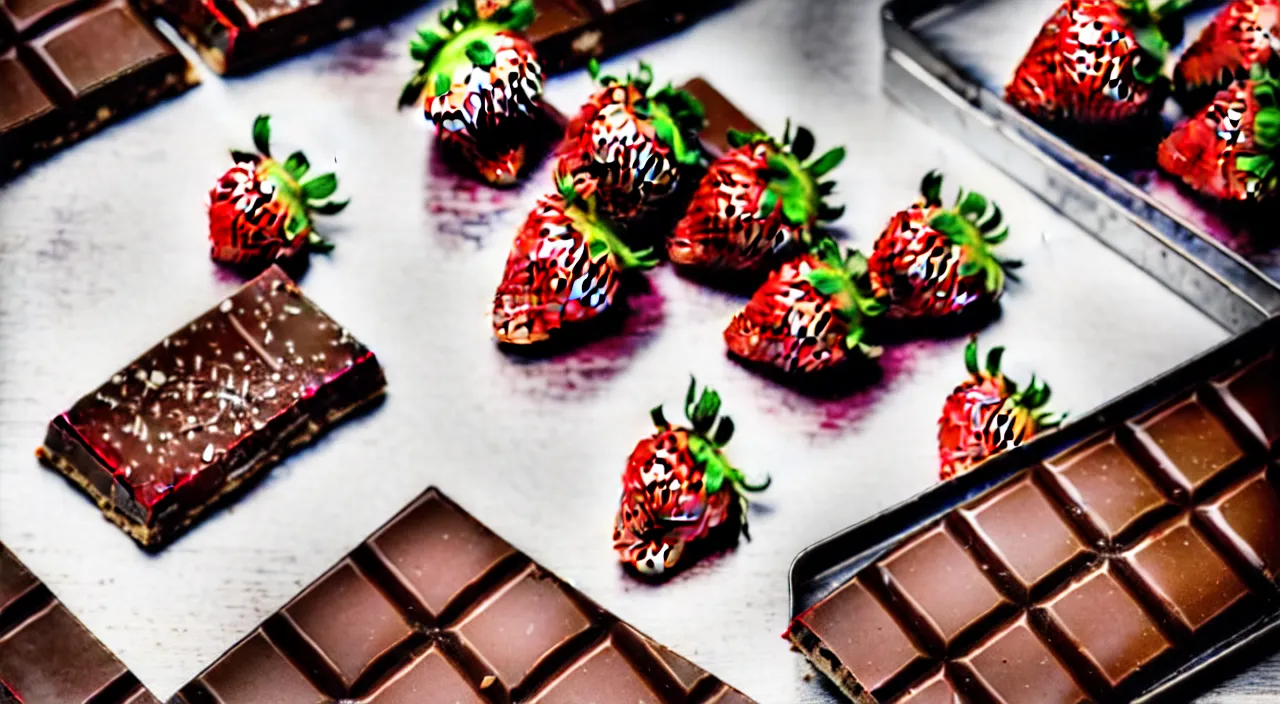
<box><xmin>208</xmin><ymin>115</ymin><xmax>347</xmax><ymax>267</ymax></box>
<box><xmin>400</xmin><ymin>0</ymin><xmax>543</xmax><ymax>186</ymax></box>
<box><xmin>938</xmin><ymin>338</ymin><xmax>1062</xmax><ymax>481</ymax></box>
<box><xmin>867</xmin><ymin>171</ymin><xmax>1019</xmax><ymax>320</ymax></box>
<box><xmin>668</xmin><ymin>122</ymin><xmax>846</xmax><ymax>272</ymax></box>
<box><xmin>724</xmin><ymin>239</ymin><xmax>884</xmax><ymax>375</ymax></box>
<box><xmin>1157</xmin><ymin>67</ymin><xmax>1280</xmax><ymax>203</ymax></box>
<box><xmin>613</xmin><ymin>378</ymin><xmax>769</xmax><ymax>576</ymax></box>
<box><xmin>1005</xmin><ymin>0</ymin><xmax>1189</xmax><ymax>135</ymax></box>
<box><xmin>493</xmin><ymin>178</ymin><xmax>657</xmax><ymax>344</ymax></box>
<box><xmin>556</xmin><ymin>60</ymin><xmax>705</xmax><ymax>221</ymax></box>
<box><xmin>1174</xmin><ymin>0</ymin><xmax>1279</xmax><ymax>106</ymax></box>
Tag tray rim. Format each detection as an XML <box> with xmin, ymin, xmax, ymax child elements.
<box><xmin>879</xmin><ymin>0</ymin><xmax>1280</xmax><ymax>334</ymax></box>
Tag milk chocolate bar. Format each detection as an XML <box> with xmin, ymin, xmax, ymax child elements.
<box><xmin>679</xmin><ymin>77</ymin><xmax>761</xmax><ymax>161</ymax></box>
<box><xmin>789</xmin><ymin>335</ymin><xmax>1280</xmax><ymax>703</ymax></box>
<box><xmin>529</xmin><ymin>0</ymin><xmax>721</xmax><ymax>75</ymax></box>
<box><xmin>37</xmin><ymin>266</ymin><xmax>386</xmax><ymax>549</ymax></box>
<box><xmin>173</xmin><ymin>488</ymin><xmax>754</xmax><ymax>703</ymax></box>
<box><xmin>0</xmin><ymin>0</ymin><xmax>197</xmax><ymax>180</ymax></box>
<box><xmin>0</xmin><ymin>544</ymin><xmax>160</xmax><ymax>704</ymax></box>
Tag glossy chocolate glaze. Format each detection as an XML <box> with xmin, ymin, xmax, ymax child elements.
<box><xmin>38</xmin><ymin>266</ymin><xmax>386</xmax><ymax>548</ymax></box>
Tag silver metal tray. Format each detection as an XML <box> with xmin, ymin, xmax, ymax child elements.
<box><xmin>790</xmin><ymin>315</ymin><xmax>1280</xmax><ymax>703</ymax></box>
<box><xmin>882</xmin><ymin>0</ymin><xmax>1280</xmax><ymax>334</ymax></box>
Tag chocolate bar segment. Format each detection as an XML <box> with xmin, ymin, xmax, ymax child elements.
<box><xmin>529</xmin><ymin>0</ymin><xmax>721</xmax><ymax>75</ymax></box>
<box><xmin>679</xmin><ymin>77</ymin><xmax>763</xmax><ymax>161</ymax></box>
<box><xmin>789</xmin><ymin>342</ymin><xmax>1280</xmax><ymax>703</ymax></box>
<box><xmin>175</xmin><ymin>488</ymin><xmax>753</xmax><ymax>703</ymax></box>
<box><xmin>136</xmin><ymin>0</ymin><xmax>422</xmax><ymax>74</ymax></box>
<box><xmin>0</xmin><ymin>544</ymin><xmax>159</xmax><ymax>704</ymax></box>
<box><xmin>0</xmin><ymin>0</ymin><xmax>196</xmax><ymax>180</ymax></box>
<box><xmin>37</xmin><ymin>265</ymin><xmax>386</xmax><ymax>549</ymax></box>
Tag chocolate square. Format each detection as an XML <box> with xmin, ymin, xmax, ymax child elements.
<box><xmin>363</xmin><ymin>645</ymin><xmax>482</xmax><ymax>704</ymax></box>
<box><xmin>453</xmin><ymin>566</ymin><xmax>594</xmax><ymax>690</ymax></box>
<box><xmin>1</xmin><ymin>0</ymin><xmax>194</xmax><ymax>179</ymax></box>
<box><xmin>1039</xmin><ymin>564</ymin><xmax>1171</xmax><ymax>692</ymax></box>
<box><xmin>0</xmin><ymin>602</ymin><xmax>131</xmax><ymax>703</ymax></box>
<box><xmin>1198</xmin><ymin>467</ymin><xmax>1280</xmax><ymax>583</ymax></box>
<box><xmin>0</xmin><ymin>546</ymin><xmax>40</xmax><ymax>623</ymax></box>
<box><xmin>1214</xmin><ymin>354</ymin><xmax>1280</xmax><ymax>451</ymax></box>
<box><xmin>38</xmin><ymin>266</ymin><xmax>386</xmax><ymax>548</ymax></box>
<box><xmin>367</xmin><ymin>492</ymin><xmax>517</xmax><ymax>620</ymax></box>
<box><xmin>280</xmin><ymin>560</ymin><xmax>416</xmax><ymax>693</ymax></box>
<box><xmin>953</xmin><ymin>615</ymin><xmax>1088</xmax><ymax>704</ymax></box>
<box><xmin>196</xmin><ymin>630</ymin><xmax>327</xmax><ymax>703</ymax></box>
<box><xmin>1043</xmin><ymin>433</ymin><xmax>1171</xmax><ymax>545</ymax></box>
<box><xmin>885</xmin><ymin>668</ymin><xmax>959</xmax><ymax>704</ymax></box>
<box><xmin>790</xmin><ymin>578</ymin><xmax>927</xmax><ymax>698</ymax></box>
<box><xmin>1122</xmin><ymin>515</ymin><xmax>1250</xmax><ymax>633</ymax></box>
<box><xmin>1130</xmin><ymin>395</ymin><xmax>1246</xmax><ymax>497</ymax></box>
<box><xmin>878</xmin><ymin>523</ymin><xmax>1012</xmax><ymax>649</ymax></box>
<box><xmin>958</xmin><ymin>475</ymin><xmax>1090</xmax><ymax>599</ymax></box>
<box><xmin>528</xmin><ymin>633</ymin><xmax>665</xmax><ymax>703</ymax></box>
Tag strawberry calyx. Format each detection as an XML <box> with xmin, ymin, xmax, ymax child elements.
<box><xmin>1236</xmin><ymin>65</ymin><xmax>1280</xmax><ymax>199</ymax></box>
<box><xmin>921</xmin><ymin>170</ymin><xmax>1020</xmax><ymax>296</ymax></box>
<box><xmin>398</xmin><ymin>0</ymin><xmax>534</xmax><ymax>108</ymax></box>
<box><xmin>587</xmin><ymin>59</ymin><xmax>705</xmax><ymax>166</ymax></box>
<box><xmin>804</xmin><ymin>238</ymin><xmax>886</xmax><ymax>356</ymax></box>
<box><xmin>231</xmin><ymin>115</ymin><xmax>348</xmax><ymax>251</ymax></box>
<box><xmin>1117</xmin><ymin>0</ymin><xmax>1193</xmax><ymax>84</ymax></box>
<box><xmin>650</xmin><ymin>377</ymin><xmax>770</xmax><ymax>536</ymax></box>
<box><xmin>555</xmin><ymin>176</ymin><xmax>658</xmax><ymax>271</ymax></box>
<box><xmin>726</xmin><ymin>120</ymin><xmax>847</xmax><ymax>231</ymax></box>
<box><xmin>963</xmin><ymin>336</ymin><xmax>1065</xmax><ymax>429</ymax></box>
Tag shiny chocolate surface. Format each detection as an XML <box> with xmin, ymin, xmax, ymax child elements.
<box><xmin>176</xmin><ymin>489</ymin><xmax>753</xmax><ymax>703</ymax></box>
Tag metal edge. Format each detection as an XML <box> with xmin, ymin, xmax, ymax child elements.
<box><xmin>878</xmin><ymin>0</ymin><xmax>1280</xmax><ymax>333</ymax></box>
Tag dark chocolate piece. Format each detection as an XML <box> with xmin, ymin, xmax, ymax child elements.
<box><xmin>174</xmin><ymin>488</ymin><xmax>753</xmax><ymax>703</ymax></box>
<box><xmin>0</xmin><ymin>544</ymin><xmax>160</xmax><ymax>704</ymax></box>
<box><xmin>788</xmin><ymin>345</ymin><xmax>1280</xmax><ymax>703</ymax></box>
<box><xmin>37</xmin><ymin>265</ymin><xmax>386</xmax><ymax>549</ymax></box>
<box><xmin>528</xmin><ymin>0</ymin><xmax>722</xmax><ymax>75</ymax></box>
<box><xmin>136</xmin><ymin>0</ymin><xmax>421</xmax><ymax>75</ymax></box>
<box><xmin>0</xmin><ymin>0</ymin><xmax>196</xmax><ymax>180</ymax></box>
<box><xmin>679</xmin><ymin>77</ymin><xmax>763</xmax><ymax>161</ymax></box>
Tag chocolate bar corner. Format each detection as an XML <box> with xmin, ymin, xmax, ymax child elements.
<box><xmin>37</xmin><ymin>266</ymin><xmax>386</xmax><ymax>549</ymax></box>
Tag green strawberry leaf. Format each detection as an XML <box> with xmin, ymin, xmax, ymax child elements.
<box><xmin>817</xmin><ymin>181</ymin><xmax>837</xmax><ymax>196</ymax></box>
<box><xmin>920</xmin><ymin>170</ymin><xmax>944</xmax><ymax>207</ymax></box>
<box><xmin>808</xmin><ymin>146</ymin><xmax>845</xmax><ymax>177</ymax></box>
<box><xmin>587</xmin><ymin>237</ymin><xmax>609</xmax><ymax>259</ymax></box>
<box><xmin>979</xmin><ymin>204</ymin><xmax>1004</xmax><ymax>234</ymax></box>
<box><xmin>817</xmin><ymin>203</ymin><xmax>845</xmax><ymax>223</ymax></box>
<box><xmin>285</xmin><ymin>212</ymin><xmax>309</xmax><ymax>239</ymax></box>
<box><xmin>456</xmin><ymin>0</ymin><xmax>477</xmax><ymax>22</ymax></box>
<box><xmin>845</xmin><ymin>326</ymin><xmax>865</xmax><ymax>350</ymax></box>
<box><xmin>650</xmin><ymin>405</ymin><xmax>668</xmax><ymax>428</ymax></box>
<box><xmin>985</xmin><ymin>226</ymin><xmax>1009</xmax><ymax>244</ymax></box>
<box><xmin>284</xmin><ymin>151</ymin><xmax>309</xmax><ymax>180</ymax></box>
<box><xmin>957</xmin><ymin>191</ymin><xmax>988</xmax><ymax>221</ymax></box>
<box><xmin>1254</xmin><ymin>107</ymin><xmax>1280</xmax><ymax>150</ymax></box>
<box><xmin>781</xmin><ymin>194</ymin><xmax>809</xmax><ymax>225</ymax></box>
<box><xmin>685</xmin><ymin>376</ymin><xmax>698</xmax><ymax>415</ymax></box>
<box><xmin>433</xmin><ymin>72</ymin><xmax>451</xmax><ymax>98</ymax></box>
<box><xmin>713</xmin><ymin>415</ymin><xmax>735</xmax><ymax>447</ymax></box>
<box><xmin>307</xmin><ymin>232</ymin><xmax>334</xmax><ymax>252</ymax></box>
<box><xmin>311</xmin><ymin>199</ymin><xmax>350</xmax><ymax>215</ymax></box>
<box><xmin>252</xmin><ymin>115</ymin><xmax>271</xmax><ymax>157</ymax></box>
<box><xmin>726</xmin><ymin>128</ymin><xmax>755</xmax><ymax>149</ymax></box>
<box><xmin>587</xmin><ymin>57</ymin><xmax>602</xmax><ymax>81</ymax></box>
<box><xmin>985</xmin><ymin>345</ymin><xmax>1004</xmax><ymax>375</ymax></box>
<box><xmin>302</xmin><ymin>173</ymin><xmax>338</xmax><ymax>201</ymax></box>
<box><xmin>703</xmin><ymin>457</ymin><xmax>725</xmax><ymax>495</ymax></box>
<box><xmin>501</xmin><ymin>0</ymin><xmax>535</xmax><ymax>30</ymax></box>
<box><xmin>790</xmin><ymin>126</ymin><xmax>815</xmax><ymax>161</ymax></box>
<box><xmin>465</xmin><ymin>39</ymin><xmax>496</xmax><ymax>68</ymax></box>
<box><xmin>964</xmin><ymin>337</ymin><xmax>980</xmax><ymax>375</ymax></box>
<box><xmin>806</xmin><ymin>268</ymin><xmax>848</xmax><ymax>296</ymax></box>
<box><xmin>399</xmin><ymin>71</ymin><xmax>430</xmax><ymax>108</ymax></box>
<box><xmin>757</xmin><ymin>187</ymin><xmax>779</xmax><ymax>218</ymax></box>
<box><xmin>691</xmin><ymin>388</ymin><xmax>722</xmax><ymax>433</ymax></box>
<box><xmin>230</xmin><ymin>149</ymin><xmax>258</xmax><ymax>163</ymax></box>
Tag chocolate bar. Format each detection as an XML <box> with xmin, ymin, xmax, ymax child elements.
<box><xmin>137</xmin><ymin>0</ymin><xmax>424</xmax><ymax>74</ymax></box>
<box><xmin>529</xmin><ymin>0</ymin><xmax>722</xmax><ymax>75</ymax></box>
<box><xmin>0</xmin><ymin>0</ymin><xmax>197</xmax><ymax>180</ymax></box>
<box><xmin>0</xmin><ymin>544</ymin><xmax>159</xmax><ymax>704</ymax></box>
<box><xmin>173</xmin><ymin>488</ymin><xmax>754</xmax><ymax>703</ymax></box>
<box><xmin>679</xmin><ymin>77</ymin><xmax>762</xmax><ymax>161</ymax></box>
<box><xmin>789</xmin><ymin>341</ymin><xmax>1280</xmax><ymax>702</ymax></box>
<box><xmin>37</xmin><ymin>266</ymin><xmax>386</xmax><ymax>549</ymax></box>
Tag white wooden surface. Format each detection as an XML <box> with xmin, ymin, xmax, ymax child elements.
<box><xmin>0</xmin><ymin>0</ymin><xmax>1274</xmax><ymax>701</ymax></box>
